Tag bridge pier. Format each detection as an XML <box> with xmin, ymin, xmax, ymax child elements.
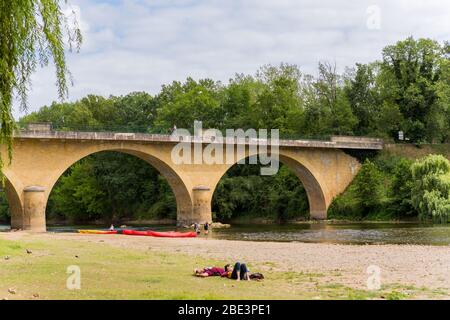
<box><xmin>192</xmin><ymin>185</ymin><xmax>213</xmax><ymax>224</ymax></box>
<box><xmin>176</xmin><ymin>185</ymin><xmax>213</xmax><ymax>226</ymax></box>
<box><xmin>310</xmin><ymin>210</ymin><xmax>327</xmax><ymax>220</ymax></box>
<box><xmin>22</xmin><ymin>186</ymin><xmax>47</xmax><ymax>232</ymax></box>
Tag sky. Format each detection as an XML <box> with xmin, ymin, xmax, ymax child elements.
<box><xmin>16</xmin><ymin>0</ymin><xmax>450</xmax><ymax>119</ymax></box>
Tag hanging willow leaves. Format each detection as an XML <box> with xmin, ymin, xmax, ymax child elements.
<box><xmin>0</xmin><ymin>0</ymin><xmax>82</xmax><ymax>172</ymax></box>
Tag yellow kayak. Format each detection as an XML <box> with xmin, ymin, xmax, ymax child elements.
<box><xmin>78</xmin><ymin>230</ymin><xmax>118</xmax><ymax>234</ymax></box>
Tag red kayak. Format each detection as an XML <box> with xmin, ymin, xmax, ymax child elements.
<box><xmin>148</xmin><ymin>230</ymin><xmax>197</xmax><ymax>238</ymax></box>
<box><xmin>121</xmin><ymin>229</ymin><xmax>197</xmax><ymax>238</ymax></box>
<box><xmin>121</xmin><ymin>229</ymin><xmax>148</xmax><ymax>236</ymax></box>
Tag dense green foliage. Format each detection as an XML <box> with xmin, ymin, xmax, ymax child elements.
<box><xmin>389</xmin><ymin>158</ymin><xmax>415</xmax><ymax>216</ymax></box>
<box><xmin>329</xmin><ymin>151</ymin><xmax>450</xmax><ymax>222</ymax></box>
<box><xmin>212</xmin><ymin>163</ymin><xmax>308</xmax><ymax>222</ymax></box>
<box><xmin>0</xmin><ymin>37</ymin><xmax>449</xmax><ymax>224</ymax></box>
<box><xmin>411</xmin><ymin>155</ymin><xmax>450</xmax><ymax>223</ymax></box>
<box><xmin>0</xmin><ymin>0</ymin><xmax>81</xmax><ymax>171</ymax></box>
<box><xmin>353</xmin><ymin>160</ymin><xmax>384</xmax><ymax>213</ymax></box>
<box><xmin>48</xmin><ymin>153</ymin><xmax>176</xmax><ymax>223</ymax></box>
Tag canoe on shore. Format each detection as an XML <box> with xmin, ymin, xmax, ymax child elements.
<box><xmin>78</xmin><ymin>229</ymin><xmax>197</xmax><ymax>238</ymax></box>
<box><xmin>149</xmin><ymin>230</ymin><xmax>197</xmax><ymax>238</ymax></box>
<box><xmin>121</xmin><ymin>229</ymin><xmax>197</xmax><ymax>238</ymax></box>
<box><xmin>78</xmin><ymin>230</ymin><xmax>118</xmax><ymax>235</ymax></box>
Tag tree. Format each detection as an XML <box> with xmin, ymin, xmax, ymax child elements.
<box><xmin>380</xmin><ymin>37</ymin><xmax>447</xmax><ymax>142</ymax></box>
<box><xmin>220</xmin><ymin>74</ymin><xmax>262</xmax><ymax>130</ymax></box>
<box><xmin>19</xmin><ymin>92</ymin><xmax>155</xmax><ymax>132</ymax></box>
<box><xmin>434</xmin><ymin>46</ymin><xmax>450</xmax><ymax>142</ymax></box>
<box><xmin>48</xmin><ymin>152</ymin><xmax>176</xmax><ymax>223</ymax></box>
<box><xmin>111</xmin><ymin>92</ymin><xmax>156</xmax><ymax>131</ymax></box>
<box><xmin>154</xmin><ymin>78</ymin><xmax>223</xmax><ymax>131</ymax></box>
<box><xmin>389</xmin><ymin>158</ymin><xmax>415</xmax><ymax>217</ymax></box>
<box><xmin>50</xmin><ymin>160</ymin><xmax>106</xmax><ymax>222</ymax></box>
<box><xmin>302</xmin><ymin>62</ymin><xmax>357</xmax><ymax>137</ymax></box>
<box><xmin>353</xmin><ymin>159</ymin><xmax>384</xmax><ymax>214</ymax></box>
<box><xmin>252</xmin><ymin>64</ymin><xmax>304</xmax><ymax>136</ymax></box>
<box><xmin>344</xmin><ymin>63</ymin><xmax>381</xmax><ymax>136</ymax></box>
<box><xmin>212</xmin><ymin>162</ymin><xmax>308</xmax><ymax>221</ymax></box>
<box><xmin>268</xmin><ymin>165</ymin><xmax>308</xmax><ymax>221</ymax></box>
<box><xmin>0</xmin><ymin>0</ymin><xmax>81</xmax><ymax>169</ymax></box>
<box><xmin>411</xmin><ymin>155</ymin><xmax>450</xmax><ymax>223</ymax></box>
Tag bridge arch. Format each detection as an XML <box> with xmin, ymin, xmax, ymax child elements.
<box><xmin>1</xmin><ymin>172</ymin><xmax>24</xmax><ymax>229</ymax></box>
<box><xmin>209</xmin><ymin>150</ymin><xmax>328</xmax><ymax>220</ymax></box>
<box><xmin>1</xmin><ymin>140</ymin><xmax>195</xmax><ymax>231</ymax></box>
<box><xmin>43</xmin><ymin>146</ymin><xmax>193</xmax><ymax>226</ymax></box>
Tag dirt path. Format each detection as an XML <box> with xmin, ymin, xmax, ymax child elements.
<box><xmin>3</xmin><ymin>232</ymin><xmax>450</xmax><ymax>295</ymax></box>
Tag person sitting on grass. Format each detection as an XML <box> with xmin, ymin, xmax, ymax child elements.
<box><xmin>222</xmin><ymin>262</ymin><xmax>251</xmax><ymax>281</ymax></box>
<box><xmin>194</xmin><ymin>266</ymin><xmax>225</xmax><ymax>277</ymax></box>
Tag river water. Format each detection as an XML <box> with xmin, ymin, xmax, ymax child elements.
<box><xmin>1</xmin><ymin>222</ymin><xmax>450</xmax><ymax>246</ymax></box>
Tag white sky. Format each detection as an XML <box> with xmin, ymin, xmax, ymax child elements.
<box><xmin>15</xmin><ymin>0</ymin><xmax>450</xmax><ymax>119</ymax></box>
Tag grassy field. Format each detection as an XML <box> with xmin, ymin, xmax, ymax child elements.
<box><xmin>0</xmin><ymin>235</ymin><xmax>445</xmax><ymax>300</ymax></box>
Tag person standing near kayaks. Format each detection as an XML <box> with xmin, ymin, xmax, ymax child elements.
<box><xmin>204</xmin><ymin>222</ymin><xmax>209</xmax><ymax>235</ymax></box>
<box><xmin>194</xmin><ymin>223</ymin><xmax>200</xmax><ymax>235</ymax></box>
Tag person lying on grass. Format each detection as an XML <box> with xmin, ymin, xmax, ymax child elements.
<box><xmin>223</xmin><ymin>262</ymin><xmax>251</xmax><ymax>281</ymax></box>
<box><xmin>194</xmin><ymin>266</ymin><xmax>225</xmax><ymax>277</ymax></box>
<box><xmin>194</xmin><ymin>262</ymin><xmax>263</xmax><ymax>281</ymax></box>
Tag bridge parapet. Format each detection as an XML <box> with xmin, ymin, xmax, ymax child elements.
<box><xmin>15</xmin><ymin>129</ymin><xmax>383</xmax><ymax>150</ymax></box>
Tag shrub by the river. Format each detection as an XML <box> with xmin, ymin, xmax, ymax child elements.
<box><xmin>353</xmin><ymin>159</ymin><xmax>385</xmax><ymax>214</ymax></box>
<box><xmin>329</xmin><ymin>159</ymin><xmax>388</xmax><ymax>220</ymax></box>
<box><xmin>411</xmin><ymin>155</ymin><xmax>450</xmax><ymax>223</ymax></box>
<box><xmin>388</xmin><ymin>158</ymin><xmax>416</xmax><ymax>217</ymax></box>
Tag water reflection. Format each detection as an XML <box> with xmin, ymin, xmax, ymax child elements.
<box><xmin>1</xmin><ymin>222</ymin><xmax>449</xmax><ymax>246</ymax></box>
<box><xmin>210</xmin><ymin>223</ymin><xmax>450</xmax><ymax>245</ymax></box>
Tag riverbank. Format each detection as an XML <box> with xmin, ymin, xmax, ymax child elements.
<box><xmin>0</xmin><ymin>232</ymin><xmax>449</xmax><ymax>299</ymax></box>
<box><xmin>37</xmin><ymin>217</ymin><xmax>423</xmax><ymax>227</ymax></box>
<box><xmin>223</xmin><ymin>217</ymin><xmax>423</xmax><ymax>225</ymax></box>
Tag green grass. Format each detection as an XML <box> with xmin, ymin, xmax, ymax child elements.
<box><xmin>0</xmin><ymin>237</ymin><xmax>443</xmax><ymax>300</ymax></box>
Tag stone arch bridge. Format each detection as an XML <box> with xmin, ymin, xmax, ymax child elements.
<box><xmin>1</xmin><ymin>127</ymin><xmax>383</xmax><ymax>232</ymax></box>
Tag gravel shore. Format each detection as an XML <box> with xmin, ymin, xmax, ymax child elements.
<box><xmin>3</xmin><ymin>232</ymin><xmax>450</xmax><ymax>296</ymax></box>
